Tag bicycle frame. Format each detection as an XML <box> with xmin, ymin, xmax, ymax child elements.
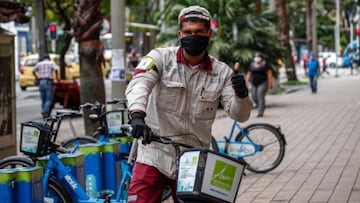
<box><xmin>43</xmin><ymin>153</ymin><xmax>89</xmax><ymax>201</ymax></box>
<box><xmin>217</xmin><ymin>120</ymin><xmax>261</xmax><ymax>158</ymax></box>
<box><xmin>42</xmin><ymin>152</ymin><xmax>128</xmax><ymax>203</ymax></box>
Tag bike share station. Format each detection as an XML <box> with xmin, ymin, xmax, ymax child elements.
<box><xmin>0</xmin><ymin>27</ymin><xmax>44</xmax><ymax>203</ymax></box>
<box><xmin>0</xmin><ymin>103</ymin><xmax>135</xmax><ymax>202</ymax></box>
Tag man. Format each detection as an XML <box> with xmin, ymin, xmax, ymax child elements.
<box><xmin>127</xmin><ymin>49</ymin><xmax>142</xmax><ymax>71</ymax></box>
<box><xmin>32</xmin><ymin>54</ymin><xmax>59</xmax><ymax>118</ymax></box>
<box><xmin>125</xmin><ymin>5</ymin><xmax>252</xmax><ymax>203</ymax></box>
<box><xmin>307</xmin><ymin>52</ymin><xmax>320</xmax><ymax>94</ymax></box>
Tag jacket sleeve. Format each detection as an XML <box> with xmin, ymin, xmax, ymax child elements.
<box><xmin>125</xmin><ymin>52</ymin><xmax>161</xmax><ymax>113</ymax></box>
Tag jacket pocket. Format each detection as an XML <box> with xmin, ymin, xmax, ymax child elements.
<box><xmin>195</xmin><ymin>90</ymin><xmax>219</xmax><ymax>120</ymax></box>
<box><xmin>157</xmin><ymin>80</ymin><xmax>184</xmax><ymax>112</ymax></box>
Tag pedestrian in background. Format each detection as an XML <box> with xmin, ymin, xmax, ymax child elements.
<box><xmin>307</xmin><ymin>52</ymin><xmax>320</xmax><ymax>94</ymax></box>
<box><xmin>125</xmin><ymin>5</ymin><xmax>252</xmax><ymax>202</ymax></box>
<box><xmin>322</xmin><ymin>55</ymin><xmax>330</xmax><ymax>75</ymax></box>
<box><xmin>302</xmin><ymin>53</ymin><xmax>309</xmax><ymax>76</ymax></box>
<box><xmin>32</xmin><ymin>54</ymin><xmax>59</xmax><ymax>118</ymax></box>
<box><xmin>246</xmin><ymin>52</ymin><xmax>273</xmax><ymax>117</ymax></box>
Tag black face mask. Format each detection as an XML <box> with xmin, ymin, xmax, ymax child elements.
<box><xmin>180</xmin><ymin>35</ymin><xmax>209</xmax><ymax>56</ymax></box>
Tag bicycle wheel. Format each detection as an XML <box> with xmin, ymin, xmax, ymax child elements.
<box><xmin>0</xmin><ymin>156</ymin><xmax>34</xmax><ymax>168</ymax></box>
<box><xmin>61</xmin><ymin>135</ymin><xmax>98</xmax><ymax>149</ymax></box>
<box><xmin>46</xmin><ymin>177</ymin><xmax>73</xmax><ymax>203</ymax></box>
<box><xmin>161</xmin><ymin>185</ymin><xmax>172</xmax><ymax>201</ymax></box>
<box><xmin>235</xmin><ymin>123</ymin><xmax>286</xmax><ymax>173</ymax></box>
<box><xmin>0</xmin><ymin>157</ymin><xmax>71</xmax><ymax>202</ymax></box>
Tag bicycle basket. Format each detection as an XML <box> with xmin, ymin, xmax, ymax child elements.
<box><xmin>103</xmin><ymin>109</ymin><xmax>128</xmax><ymax>137</ymax></box>
<box><xmin>177</xmin><ymin>149</ymin><xmax>246</xmax><ymax>203</ymax></box>
<box><xmin>20</xmin><ymin>121</ymin><xmax>52</xmax><ymax>157</ymax></box>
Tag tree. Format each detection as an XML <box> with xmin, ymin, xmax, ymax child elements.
<box><xmin>45</xmin><ymin>0</ymin><xmax>73</xmax><ymax>80</ymax></box>
<box><xmin>306</xmin><ymin>0</ymin><xmax>314</xmax><ymax>53</ymax></box>
<box><xmin>70</xmin><ymin>0</ymin><xmax>105</xmax><ymax>134</ymax></box>
<box><xmin>156</xmin><ymin>0</ymin><xmax>285</xmax><ymax>76</ymax></box>
<box><xmin>277</xmin><ymin>0</ymin><xmax>297</xmax><ymax>80</ymax></box>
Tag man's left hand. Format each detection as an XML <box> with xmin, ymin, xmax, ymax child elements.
<box><xmin>231</xmin><ymin>62</ymin><xmax>248</xmax><ymax>98</ymax></box>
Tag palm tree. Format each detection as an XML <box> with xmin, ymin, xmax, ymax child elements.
<box><xmin>71</xmin><ymin>0</ymin><xmax>105</xmax><ymax>134</ymax></box>
<box><xmin>156</xmin><ymin>0</ymin><xmax>285</xmax><ymax>76</ymax></box>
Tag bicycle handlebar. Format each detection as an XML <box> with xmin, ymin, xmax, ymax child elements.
<box><xmin>79</xmin><ymin>98</ymin><xmax>128</xmax><ymax>111</ymax></box>
<box><xmin>150</xmin><ymin>134</ymin><xmax>194</xmax><ymax>149</ymax></box>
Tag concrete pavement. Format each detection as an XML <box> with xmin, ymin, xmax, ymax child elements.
<box><xmin>15</xmin><ymin>66</ymin><xmax>360</xmax><ymax>202</ymax></box>
<box><xmin>210</xmin><ymin>68</ymin><xmax>360</xmax><ymax>202</ymax></box>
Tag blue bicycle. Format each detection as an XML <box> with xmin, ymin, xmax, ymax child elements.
<box><xmin>22</xmin><ymin>114</ymin><xmax>135</xmax><ymax>202</ymax></box>
<box><xmin>213</xmin><ymin>120</ymin><xmax>286</xmax><ymax>173</ymax></box>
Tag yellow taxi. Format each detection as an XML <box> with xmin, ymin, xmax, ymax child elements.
<box><xmin>19</xmin><ymin>54</ymin><xmax>110</xmax><ymax>91</ymax></box>
<box><xmin>68</xmin><ymin>55</ymin><xmax>111</xmax><ymax>79</ymax></box>
<box><xmin>19</xmin><ymin>54</ymin><xmax>78</xmax><ymax>91</ymax></box>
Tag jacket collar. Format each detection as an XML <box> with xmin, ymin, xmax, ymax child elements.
<box><xmin>176</xmin><ymin>47</ymin><xmax>212</xmax><ymax>72</ymax></box>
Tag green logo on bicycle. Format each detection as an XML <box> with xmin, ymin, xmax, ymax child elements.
<box><xmin>210</xmin><ymin>160</ymin><xmax>236</xmax><ymax>191</ymax></box>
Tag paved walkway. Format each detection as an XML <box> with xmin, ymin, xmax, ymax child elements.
<box><xmin>211</xmin><ymin>68</ymin><xmax>360</xmax><ymax>202</ymax></box>
<box><xmin>16</xmin><ymin>66</ymin><xmax>360</xmax><ymax>202</ymax></box>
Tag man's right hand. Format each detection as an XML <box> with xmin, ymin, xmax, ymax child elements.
<box><xmin>130</xmin><ymin>112</ymin><xmax>152</xmax><ymax>144</ymax></box>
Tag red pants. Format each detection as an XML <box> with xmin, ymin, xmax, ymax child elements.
<box><xmin>127</xmin><ymin>162</ymin><xmax>178</xmax><ymax>203</ymax></box>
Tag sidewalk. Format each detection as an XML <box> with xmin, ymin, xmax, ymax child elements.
<box><xmin>17</xmin><ymin>66</ymin><xmax>360</xmax><ymax>202</ymax></box>
<box><xmin>211</xmin><ymin>69</ymin><xmax>360</xmax><ymax>202</ymax></box>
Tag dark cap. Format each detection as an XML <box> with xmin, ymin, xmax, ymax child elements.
<box><xmin>178</xmin><ymin>5</ymin><xmax>211</xmax><ymax>25</ymax></box>
<box><xmin>42</xmin><ymin>54</ymin><xmax>50</xmax><ymax>60</ymax></box>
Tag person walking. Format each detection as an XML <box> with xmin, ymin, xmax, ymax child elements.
<box><xmin>307</xmin><ymin>52</ymin><xmax>320</xmax><ymax>94</ymax></box>
<box><xmin>32</xmin><ymin>54</ymin><xmax>59</xmax><ymax>118</ymax></box>
<box><xmin>127</xmin><ymin>49</ymin><xmax>142</xmax><ymax>71</ymax></box>
<box><xmin>125</xmin><ymin>5</ymin><xmax>252</xmax><ymax>203</ymax></box>
<box><xmin>322</xmin><ymin>55</ymin><xmax>330</xmax><ymax>75</ymax></box>
<box><xmin>246</xmin><ymin>52</ymin><xmax>273</xmax><ymax>117</ymax></box>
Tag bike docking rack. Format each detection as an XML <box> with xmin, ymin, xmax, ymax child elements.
<box><xmin>0</xmin><ymin>166</ymin><xmax>43</xmax><ymax>203</ymax></box>
<box><xmin>151</xmin><ymin>135</ymin><xmax>247</xmax><ymax>203</ymax></box>
<box><xmin>76</xmin><ymin>99</ymin><xmax>134</xmax><ymax>200</ymax></box>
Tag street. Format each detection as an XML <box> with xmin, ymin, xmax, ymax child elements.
<box><xmin>15</xmin><ymin>78</ymin><xmax>113</xmax><ymax>124</ymax></box>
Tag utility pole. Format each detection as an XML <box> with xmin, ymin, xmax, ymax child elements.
<box><xmin>335</xmin><ymin>0</ymin><xmax>340</xmax><ymax>77</ymax></box>
<box><xmin>35</xmin><ymin>0</ymin><xmax>47</xmax><ymax>58</ymax></box>
<box><xmin>110</xmin><ymin>0</ymin><xmax>126</xmax><ymax>100</ymax></box>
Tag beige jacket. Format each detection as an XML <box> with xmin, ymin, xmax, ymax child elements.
<box><xmin>125</xmin><ymin>46</ymin><xmax>252</xmax><ymax>179</ymax></box>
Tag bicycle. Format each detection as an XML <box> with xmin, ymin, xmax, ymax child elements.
<box><xmin>213</xmin><ymin>120</ymin><xmax>286</xmax><ymax>173</ymax></box>
<box><xmin>0</xmin><ymin>109</ymin><xmax>82</xmax><ymax>170</ymax></box>
<box><xmin>17</xmin><ymin>112</ymin><xmax>133</xmax><ymax>202</ymax></box>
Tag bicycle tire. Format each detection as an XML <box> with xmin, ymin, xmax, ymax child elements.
<box><xmin>0</xmin><ymin>156</ymin><xmax>72</xmax><ymax>202</ymax></box>
<box><xmin>46</xmin><ymin>177</ymin><xmax>73</xmax><ymax>203</ymax></box>
<box><xmin>0</xmin><ymin>156</ymin><xmax>34</xmax><ymax>168</ymax></box>
<box><xmin>235</xmin><ymin>123</ymin><xmax>286</xmax><ymax>173</ymax></box>
<box><xmin>61</xmin><ymin>136</ymin><xmax>98</xmax><ymax>149</ymax></box>
<box><xmin>161</xmin><ymin>185</ymin><xmax>172</xmax><ymax>201</ymax></box>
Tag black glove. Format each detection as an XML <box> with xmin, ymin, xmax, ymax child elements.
<box><xmin>130</xmin><ymin>112</ymin><xmax>152</xmax><ymax>144</ymax></box>
<box><xmin>231</xmin><ymin>73</ymin><xmax>248</xmax><ymax>98</ymax></box>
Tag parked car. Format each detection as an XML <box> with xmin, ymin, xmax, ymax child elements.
<box><xmin>69</xmin><ymin>55</ymin><xmax>111</xmax><ymax>79</ymax></box>
<box><xmin>19</xmin><ymin>54</ymin><xmax>78</xmax><ymax>91</ymax></box>
<box><xmin>19</xmin><ymin>54</ymin><xmax>111</xmax><ymax>91</ymax></box>
<box><xmin>318</xmin><ymin>52</ymin><xmax>343</xmax><ymax>68</ymax></box>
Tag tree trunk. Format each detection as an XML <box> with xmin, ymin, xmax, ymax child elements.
<box><xmin>276</xmin><ymin>0</ymin><xmax>297</xmax><ymax>81</ymax></box>
<box><xmin>72</xmin><ymin>0</ymin><xmax>105</xmax><ymax>134</ymax></box>
<box><xmin>306</xmin><ymin>0</ymin><xmax>313</xmax><ymax>53</ymax></box>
